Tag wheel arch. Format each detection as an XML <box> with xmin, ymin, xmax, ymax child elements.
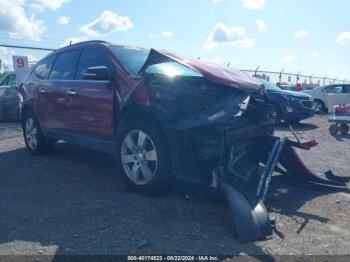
<box><xmin>21</xmin><ymin>105</ymin><xmax>37</xmax><ymax>126</ymax></box>
<box><xmin>118</xmin><ymin>103</ymin><xmax>164</xmax><ymax>133</ymax></box>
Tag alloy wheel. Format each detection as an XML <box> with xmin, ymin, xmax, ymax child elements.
<box><xmin>314</xmin><ymin>101</ymin><xmax>322</xmax><ymax>113</ymax></box>
<box><xmin>25</xmin><ymin>118</ymin><xmax>38</xmax><ymax>150</ymax></box>
<box><xmin>121</xmin><ymin>130</ymin><xmax>158</xmax><ymax>185</ymax></box>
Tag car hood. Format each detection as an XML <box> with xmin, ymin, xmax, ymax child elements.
<box><xmin>269</xmin><ymin>89</ymin><xmax>312</xmax><ymax>98</ymax></box>
<box><xmin>139</xmin><ymin>49</ymin><xmax>261</xmax><ymax>93</ymax></box>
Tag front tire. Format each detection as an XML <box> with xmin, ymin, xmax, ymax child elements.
<box><xmin>22</xmin><ymin>111</ymin><xmax>52</xmax><ymax>155</ymax></box>
<box><xmin>115</xmin><ymin>121</ymin><xmax>172</xmax><ymax>194</ymax></box>
<box><xmin>314</xmin><ymin>99</ymin><xmax>326</xmax><ymax>114</ymax></box>
<box><xmin>268</xmin><ymin>104</ymin><xmax>282</xmax><ymax>124</ymax></box>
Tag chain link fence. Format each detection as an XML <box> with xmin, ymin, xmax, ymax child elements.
<box><xmin>240</xmin><ymin>67</ymin><xmax>349</xmax><ymax>90</ymax></box>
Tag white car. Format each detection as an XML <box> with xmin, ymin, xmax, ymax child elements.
<box><xmin>303</xmin><ymin>84</ymin><xmax>350</xmax><ymax>113</ymax></box>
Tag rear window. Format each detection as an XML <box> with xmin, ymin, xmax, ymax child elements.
<box><xmin>34</xmin><ymin>55</ymin><xmax>57</xmax><ymax>80</ymax></box>
<box><xmin>49</xmin><ymin>50</ymin><xmax>81</xmax><ymax>80</ymax></box>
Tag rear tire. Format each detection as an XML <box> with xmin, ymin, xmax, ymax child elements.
<box><xmin>22</xmin><ymin>111</ymin><xmax>53</xmax><ymax>155</ymax></box>
<box><xmin>115</xmin><ymin>120</ymin><xmax>173</xmax><ymax>194</ymax></box>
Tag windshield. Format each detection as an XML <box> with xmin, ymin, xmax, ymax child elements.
<box><xmin>261</xmin><ymin>79</ymin><xmax>281</xmax><ymax>91</ymax></box>
<box><xmin>109</xmin><ymin>45</ymin><xmax>150</xmax><ymax>76</ymax></box>
<box><xmin>146</xmin><ymin>62</ymin><xmax>203</xmax><ymax>77</ymax></box>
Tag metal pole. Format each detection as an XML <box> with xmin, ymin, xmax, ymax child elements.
<box><xmin>255</xmin><ymin>66</ymin><xmax>260</xmax><ymax>76</ymax></box>
<box><xmin>279</xmin><ymin>69</ymin><xmax>285</xmax><ymax>87</ymax></box>
<box><xmin>296</xmin><ymin>71</ymin><xmax>302</xmax><ymax>84</ymax></box>
<box><xmin>309</xmin><ymin>73</ymin><xmax>314</xmax><ymax>85</ymax></box>
<box><xmin>323</xmin><ymin>75</ymin><xmax>327</xmax><ymax>86</ymax></box>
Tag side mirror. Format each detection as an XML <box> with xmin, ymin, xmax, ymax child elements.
<box><xmin>83</xmin><ymin>66</ymin><xmax>112</xmax><ymax>81</ymax></box>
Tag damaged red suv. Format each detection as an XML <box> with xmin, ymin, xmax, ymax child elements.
<box><xmin>20</xmin><ymin>40</ymin><xmax>268</xmax><ymax>190</ymax></box>
<box><xmin>20</xmin><ymin>41</ymin><xmax>344</xmax><ymax>242</ymax></box>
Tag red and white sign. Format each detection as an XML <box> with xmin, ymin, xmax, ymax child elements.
<box><xmin>12</xmin><ymin>56</ymin><xmax>29</xmax><ymax>71</ymax></box>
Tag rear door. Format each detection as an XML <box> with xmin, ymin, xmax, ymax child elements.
<box><xmin>325</xmin><ymin>85</ymin><xmax>345</xmax><ymax>105</ymax></box>
<box><xmin>32</xmin><ymin>55</ymin><xmax>57</xmax><ymax>123</ymax></box>
<box><xmin>44</xmin><ymin>49</ymin><xmax>81</xmax><ymax>132</ymax></box>
<box><xmin>66</xmin><ymin>48</ymin><xmax>115</xmax><ymax>141</ymax></box>
<box><xmin>342</xmin><ymin>85</ymin><xmax>350</xmax><ymax>104</ymax></box>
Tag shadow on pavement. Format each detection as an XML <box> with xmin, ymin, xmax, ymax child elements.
<box><xmin>0</xmin><ymin>143</ymin><xmax>273</xmax><ymax>257</ymax></box>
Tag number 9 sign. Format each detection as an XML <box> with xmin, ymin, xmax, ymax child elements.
<box><xmin>12</xmin><ymin>56</ymin><xmax>28</xmax><ymax>71</ymax></box>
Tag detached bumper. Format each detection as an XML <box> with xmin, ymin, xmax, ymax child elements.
<box><xmin>216</xmin><ymin>135</ymin><xmax>348</xmax><ymax>242</ymax></box>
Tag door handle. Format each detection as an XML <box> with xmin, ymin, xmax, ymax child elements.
<box><xmin>38</xmin><ymin>87</ymin><xmax>47</xmax><ymax>93</ymax></box>
<box><xmin>66</xmin><ymin>89</ymin><xmax>77</xmax><ymax>95</ymax></box>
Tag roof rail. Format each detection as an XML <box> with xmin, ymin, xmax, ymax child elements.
<box><xmin>67</xmin><ymin>40</ymin><xmax>111</xmax><ymax>47</ymax></box>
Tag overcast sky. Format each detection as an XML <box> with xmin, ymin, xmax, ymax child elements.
<box><xmin>0</xmin><ymin>0</ymin><xmax>350</xmax><ymax>80</ymax></box>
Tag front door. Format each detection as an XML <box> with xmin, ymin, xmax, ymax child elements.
<box><xmin>65</xmin><ymin>48</ymin><xmax>115</xmax><ymax>141</ymax></box>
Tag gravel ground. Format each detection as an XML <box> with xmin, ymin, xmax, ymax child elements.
<box><xmin>0</xmin><ymin>115</ymin><xmax>349</xmax><ymax>258</ymax></box>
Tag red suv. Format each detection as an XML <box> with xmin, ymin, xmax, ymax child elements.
<box><xmin>19</xmin><ymin>40</ymin><xmax>270</xmax><ymax>194</ymax></box>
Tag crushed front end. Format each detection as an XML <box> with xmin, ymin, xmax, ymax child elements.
<box><xmin>131</xmin><ymin>49</ymin><xmax>349</xmax><ymax>242</ymax></box>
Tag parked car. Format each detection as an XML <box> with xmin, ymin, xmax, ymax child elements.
<box><xmin>258</xmin><ymin>79</ymin><xmax>315</xmax><ymax>123</ymax></box>
<box><xmin>0</xmin><ymin>72</ymin><xmax>20</xmax><ymax>121</ymax></box>
<box><xmin>19</xmin><ymin>40</ymin><xmax>344</xmax><ymax>242</ymax></box>
<box><xmin>303</xmin><ymin>84</ymin><xmax>350</xmax><ymax>113</ymax></box>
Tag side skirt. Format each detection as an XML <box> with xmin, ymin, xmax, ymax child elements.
<box><xmin>43</xmin><ymin>128</ymin><xmax>116</xmax><ymax>155</ymax></box>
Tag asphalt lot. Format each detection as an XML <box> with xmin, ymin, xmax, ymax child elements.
<box><xmin>0</xmin><ymin>115</ymin><xmax>349</xmax><ymax>258</ymax></box>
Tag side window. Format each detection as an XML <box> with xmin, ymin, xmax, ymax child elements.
<box><xmin>326</xmin><ymin>85</ymin><xmax>343</xmax><ymax>93</ymax></box>
<box><xmin>34</xmin><ymin>55</ymin><xmax>57</xmax><ymax>80</ymax></box>
<box><xmin>76</xmin><ymin>49</ymin><xmax>113</xmax><ymax>81</ymax></box>
<box><xmin>8</xmin><ymin>74</ymin><xmax>16</xmax><ymax>86</ymax></box>
<box><xmin>342</xmin><ymin>85</ymin><xmax>350</xmax><ymax>93</ymax></box>
<box><xmin>49</xmin><ymin>50</ymin><xmax>81</xmax><ymax>80</ymax></box>
<box><xmin>0</xmin><ymin>76</ymin><xmax>9</xmax><ymax>85</ymax></box>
